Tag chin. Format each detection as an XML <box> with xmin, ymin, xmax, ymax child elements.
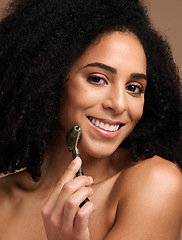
<box><xmin>79</xmin><ymin>141</ymin><xmax>118</xmax><ymax>159</ymax></box>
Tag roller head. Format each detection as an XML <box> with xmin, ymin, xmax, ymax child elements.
<box><xmin>66</xmin><ymin>126</ymin><xmax>81</xmax><ymax>152</ymax></box>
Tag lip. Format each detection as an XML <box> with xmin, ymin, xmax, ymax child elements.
<box><xmin>88</xmin><ymin>116</ymin><xmax>121</xmax><ymax>126</ymax></box>
<box><xmin>87</xmin><ymin>116</ymin><xmax>124</xmax><ymax>139</ymax></box>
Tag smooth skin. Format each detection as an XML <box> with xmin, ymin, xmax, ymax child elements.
<box><xmin>0</xmin><ymin>31</ymin><xmax>182</xmax><ymax>240</ymax></box>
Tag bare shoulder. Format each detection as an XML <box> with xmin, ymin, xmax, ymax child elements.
<box><xmin>0</xmin><ymin>175</ymin><xmax>14</xmax><ymax>230</ymax></box>
<box><xmin>0</xmin><ymin>172</ymin><xmax>25</xmax><ymax>206</ymax></box>
<box><xmin>105</xmin><ymin>156</ymin><xmax>182</xmax><ymax>239</ymax></box>
<box><xmin>0</xmin><ymin>174</ymin><xmax>11</xmax><ymax>194</ymax></box>
<box><xmin>119</xmin><ymin>155</ymin><xmax>182</xmax><ymax>197</ymax></box>
<box><xmin>0</xmin><ymin>174</ymin><xmax>15</xmax><ymax>206</ymax></box>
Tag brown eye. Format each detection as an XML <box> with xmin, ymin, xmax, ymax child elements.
<box><xmin>88</xmin><ymin>75</ymin><xmax>107</xmax><ymax>85</ymax></box>
<box><xmin>126</xmin><ymin>84</ymin><xmax>144</xmax><ymax>94</ymax></box>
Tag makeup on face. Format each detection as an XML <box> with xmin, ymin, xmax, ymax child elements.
<box><xmin>59</xmin><ymin>31</ymin><xmax>147</xmax><ymax>159</ymax></box>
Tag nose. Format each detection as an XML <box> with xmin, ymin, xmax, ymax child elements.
<box><xmin>102</xmin><ymin>85</ymin><xmax>127</xmax><ymax>114</ymax></box>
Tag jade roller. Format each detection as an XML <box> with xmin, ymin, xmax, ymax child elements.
<box><xmin>66</xmin><ymin>125</ymin><xmax>83</xmax><ymax>176</ymax></box>
<box><xmin>66</xmin><ymin>125</ymin><xmax>90</xmax><ymax>206</ymax></box>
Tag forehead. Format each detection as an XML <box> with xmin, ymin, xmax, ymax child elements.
<box><xmin>88</xmin><ymin>31</ymin><xmax>145</xmax><ymax>57</ymax></box>
<box><xmin>72</xmin><ymin>31</ymin><xmax>146</xmax><ymax>73</ymax></box>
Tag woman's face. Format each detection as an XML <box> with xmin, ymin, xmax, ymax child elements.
<box><xmin>58</xmin><ymin>31</ymin><xmax>147</xmax><ymax>158</ymax></box>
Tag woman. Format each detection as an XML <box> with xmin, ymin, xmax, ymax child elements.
<box><xmin>0</xmin><ymin>0</ymin><xmax>182</xmax><ymax>239</ymax></box>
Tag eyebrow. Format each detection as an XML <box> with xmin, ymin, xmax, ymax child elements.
<box><xmin>82</xmin><ymin>62</ymin><xmax>147</xmax><ymax>81</ymax></box>
<box><xmin>82</xmin><ymin>62</ymin><xmax>117</xmax><ymax>74</ymax></box>
<box><xmin>131</xmin><ymin>73</ymin><xmax>147</xmax><ymax>81</ymax></box>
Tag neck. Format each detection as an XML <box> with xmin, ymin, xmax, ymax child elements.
<box><xmin>42</xmin><ymin>142</ymin><xmax>131</xmax><ymax>187</ymax></box>
<box><xmin>12</xmin><ymin>131</ymin><xmax>132</xmax><ymax>192</ymax></box>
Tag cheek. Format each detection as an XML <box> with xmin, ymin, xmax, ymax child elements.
<box><xmin>58</xmin><ymin>86</ymin><xmax>94</xmax><ymax>125</ymax></box>
<box><xmin>67</xmin><ymin>83</ymin><xmax>103</xmax><ymax>110</ymax></box>
<box><xmin>128</xmin><ymin>99</ymin><xmax>144</xmax><ymax>123</ymax></box>
<box><xmin>68</xmin><ymin>88</ymin><xmax>92</xmax><ymax>109</ymax></box>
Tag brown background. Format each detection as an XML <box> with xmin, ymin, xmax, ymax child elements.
<box><xmin>143</xmin><ymin>0</ymin><xmax>182</xmax><ymax>76</ymax></box>
<box><xmin>0</xmin><ymin>0</ymin><xmax>182</xmax><ymax>237</ymax></box>
<box><xmin>0</xmin><ymin>0</ymin><xmax>182</xmax><ymax>75</ymax></box>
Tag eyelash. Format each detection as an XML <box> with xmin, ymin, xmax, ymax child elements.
<box><xmin>88</xmin><ymin>75</ymin><xmax>107</xmax><ymax>85</ymax></box>
<box><xmin>88</xmin><ymin>75</ymin><xmax>145</xmax><ymax>94</ymax></box>
<box><xmin>126</xmin><ymin>84</ymin><xmax>144</xmax><ymax>95</ymax></box>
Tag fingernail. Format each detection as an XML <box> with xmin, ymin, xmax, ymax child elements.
<box><xmin>72</xmin><ymin>157</ymin><xmax>80</xmax><ymax>163</ymax></box>
<box><xmin>88</xmin><ymin>176</ymin><xmax>93</xmax><ymax>183</ymax></box>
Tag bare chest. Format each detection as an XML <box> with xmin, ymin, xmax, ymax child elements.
<box><xmin>0</xmin><ymin>195</ymin><xmax>47</xmax><ymax>240</ymax></box>
<box><xmin>0</xmin><ymin>178</ymin><xmax>119</xmax><ymax>240</ymax></box>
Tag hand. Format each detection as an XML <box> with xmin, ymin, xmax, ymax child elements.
<box><xmin>41</xmin><ymin>157</ymin><xmax>95</xmax><ymax>240</ymax></box>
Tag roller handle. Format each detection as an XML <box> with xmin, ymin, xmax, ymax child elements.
<box><xmin>72</xmin><ymin>152</ymin><xmax>90</xmax><ymax>207</ymax></box>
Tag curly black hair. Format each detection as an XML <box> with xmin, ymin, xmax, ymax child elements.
<box><xmin>0</xmin><ymin>0</ymin><xmax>181</xmax><ymax>181</ymax></box>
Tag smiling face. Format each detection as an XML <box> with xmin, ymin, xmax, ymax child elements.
<box><xmin>58</xmin><ymin>31</ymin><xmax>147</xmax><ymax>158</ymax></box>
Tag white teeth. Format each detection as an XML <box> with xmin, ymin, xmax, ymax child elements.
<box><xmin>105</xmin><ymin>124</ymin><xmax>109</xmax><ymax>131</ymax></box>
<box><xmin>115</xmin><ymin>125</ymin><xmax>120</xmax><ymax>131</ymax></box>
<box><xmin>100</xmin><ymin>122</ymin><xmax>104</xmax><ymax>129</ymax></box>
<box><xmin>109</xmin><ymin>125</ymin><xmax>114</xmax><ymax>131</ymax></box>
<box><xmin>92</xmin><ymin>118</ymin><xmax>96</xmax><ymax>125</ymax></box>
<box><xmin>95</xmin><ymin>120</ymin><xmax>99</xmax><ymax>127</ymax></box>
<box><xmin>90</xmin><ymin>117</ymin><xmax>120</xmax><ymax>132</ymax></box>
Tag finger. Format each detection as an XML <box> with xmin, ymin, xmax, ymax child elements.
<box><xmin>42</xmin><ymin>158</ymin><xmax>82</xmax><ymax>214</ymax></box>
<box><xmin>42</xmin><ymin>174</ymin><xmax>93</xmax><ymax>229</ymax></box>
<box><xmin>73</xmin><ymin>201</ymin><xmax>95</xmax><ymax>233</ymax></box>
<box><xmin>56</xmin><ymin>175</ymin><xmax>93</xmax><ymax>210</ymax></box>
<box><xmin>46</xmin><ymin>176</ymin><xmax>93</xmax><ymax>223</ymax></box>
<box><xmin>62</xmin><ymin>187</ymin><xmax>93</xmax><ymax>229</ymax></box>
<box><xmin>57</xmin><ymin>157</ymin><xmax>82</xmax><ymax>187</ymax></box>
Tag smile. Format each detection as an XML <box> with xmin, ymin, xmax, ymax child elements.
<box><xmin>88</xmin><ymin>116</ymin><xmax>122</xmax><ymax>132</ymax></box>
